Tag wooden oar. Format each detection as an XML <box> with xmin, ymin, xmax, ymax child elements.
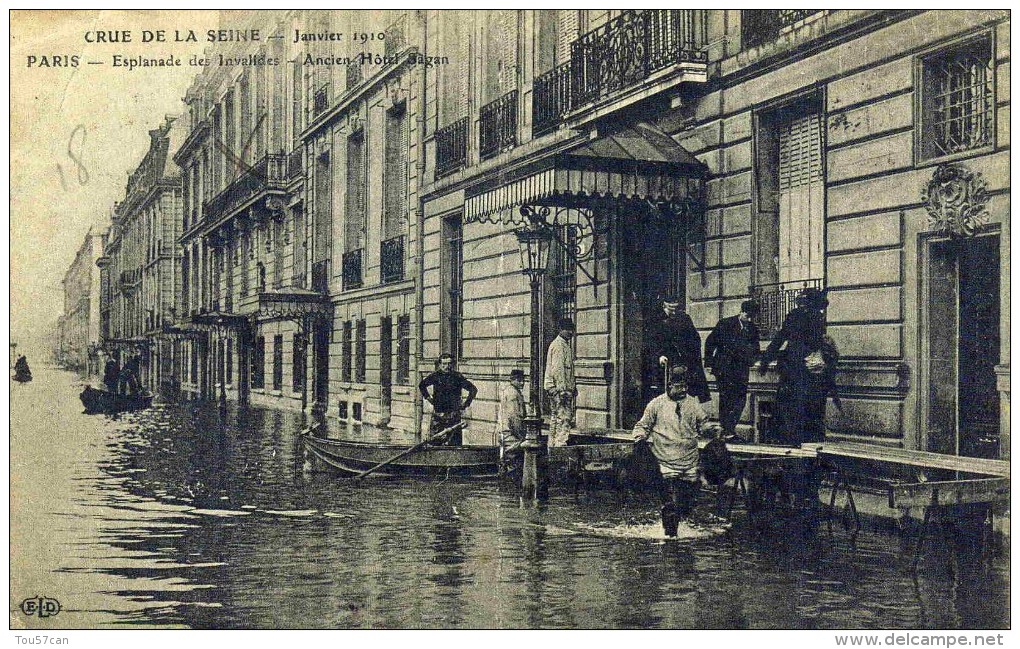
<box><xmin>353</xmin><ymin>422</ymin><xmax>468</xmax><ymax>480</ymax></box>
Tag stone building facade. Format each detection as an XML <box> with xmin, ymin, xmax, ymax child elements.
<box><xmin>97</xmin><ymin>116</ymin><xmax>185</xmax><ymax>392</ymax></box>
<box><xmin>58</xmin><ymin>227</ymin><xmax>107</xmax><ymax>375</ymax></box>
<box><xmin>416</xmin><ymin>9</ymin><xmax>1010</xmax><ymax>458</ymax></box>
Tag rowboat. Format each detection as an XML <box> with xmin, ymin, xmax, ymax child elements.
<box><xmin>301</xmin><ymin>430</ymin><xmax>499</xmax><ymax>477</ymax></box>
<box><xmin>80</xmin><ymin>385</ymin><xmax>154</xmax><ymax>415</ymax></box>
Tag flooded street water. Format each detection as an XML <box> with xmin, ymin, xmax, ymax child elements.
<box><xmin>10</xmin><ymin>367</ymin><xmax>1009</xmax><ymax>629</ymax></box>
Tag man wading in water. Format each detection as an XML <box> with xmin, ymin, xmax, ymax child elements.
<box><xmin>633</xmin><ymin>366</ymin><xmax>722</xmax><ymax>537</ymax></box>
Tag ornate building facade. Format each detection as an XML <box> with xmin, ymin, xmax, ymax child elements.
<box><xmin>58</xmin><ymin>226</ymin><xmax>107</xmax><ymax>375</ymax></box>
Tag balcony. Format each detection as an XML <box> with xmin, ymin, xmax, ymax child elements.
<box><xmin>751</xmin><ymin>278</ymin><xmax>823</xmax><ymax>339</ymax></box>
<box><xmin>341</xmin><ymin>249</ymin><xmax>363</xmax><ymax>291</ymax></box>
<box><xmin>119</xmin><ymin>268</ymin><xmax>142</xmax><ymax>291</ymax></box>
<box><xmin>533</xmin><ymin>62</ymin><xmax>572</xmax><ymax>136</ymax></box>
<box><xmin>479</xmin><ymin>90</ymin><xmax>518</xmax><ymax>161</ymax></box>
<box><xmin>313</xmin><ymin>84</ymin><xmax>330</xmax><ymax>115</ymax></box>
<box><xmin>742</xmin><ymin>10</ymin><xmax>824</xmax><ymax>49</ymax></box>
<box><xmin>204</xmin><ymin>154</ymin><xmax>287</xmax><ymax>223</ymax></box>
<box><xmin>571</xmin><ymin>10</ymin><xmax>706</xmax><ymax>108</ymax></box>
<box><xmin>435</xmin><ymin>117</ymin><xmax>468</xmax><ymax>179</ymax></box>
<box><xmin>346</xmin><ymin>64</ymin><xmax>363</xmax><ymax>90</ymax></box>
<box><xmin>380</xmin><ymin>235</ymin><xmax>405</xmax><ymax>284</ymax></box>
<box><xmin>311</xmin><ymin>259</ymin><xmax>330</xmax><ymax>294</ymax></box>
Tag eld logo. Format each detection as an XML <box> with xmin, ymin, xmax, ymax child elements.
<box><xmin>20</xmin><ymin>596</ymin><xmax>61</xmax><ymax>618</ymax></box>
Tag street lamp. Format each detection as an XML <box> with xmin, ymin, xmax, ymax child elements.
<box><xmin>514</xmin><ymin>209</ymin><xmax>553</xmax><ymax>500</ymax></box>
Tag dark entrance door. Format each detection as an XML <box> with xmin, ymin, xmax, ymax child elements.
<box><xmin>619</xmin><ymin>210</ymin><xmax>685</xmax><ymax>428</ymax></box>
<box><xmin>313</xmin><ymin>322</ymin><xmax>329</xmax><ymax>410</ymax></box>
<box><xmin>926</xmin><ymin>234</ymin><xmax>1000</xmax><ymax>458</ymax></box>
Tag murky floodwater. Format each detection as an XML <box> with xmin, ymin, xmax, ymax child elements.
<box><xmin>10</xmin><ymin>367</ymin><xmax>1009</xmax><ymax>629</ymax></box>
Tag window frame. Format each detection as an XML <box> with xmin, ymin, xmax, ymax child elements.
<box><xmin>914</xmin><ymin>31</ymin><xmax>996</xmax><ymax>167</ymax></box>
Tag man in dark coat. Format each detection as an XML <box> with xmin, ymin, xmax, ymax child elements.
<box><xmin>103</xmin><ymin>358</ymin><xmax>120</xmax><ymax>393</ymax></box>
<box><xmin>758</xmin><ymin>287</ymin><xmax>829</xmax><ymax>445</ymax></box>
<box><xmin>418</xmin><ymin>353</ymin><xmax>478</xmax><ymax>445</ymax></box>
<box><xmin>705</xmin><ymin>299</ymin><xmax>761</xmax><ymax>442</ymax></box>
<box><xmin>643</xmin><ymin>298</ymin><xmax>710</xmax><ymax>404</ymax></box>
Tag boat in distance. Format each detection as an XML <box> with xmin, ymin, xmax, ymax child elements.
<box><xmin>301</xmin><ymin>429</ymin><xmax>500</xmax><ymax>477</ymax></box>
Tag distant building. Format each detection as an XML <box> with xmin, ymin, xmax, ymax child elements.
<box><xmin>58</xmin><ymin>226</ymin><xmax>108</xmax><ymax>375</ymax></box>
<box><xmin>97</xmin><ymin>116</ymin><xmax>185</xmax><ymax>393</ymax></box>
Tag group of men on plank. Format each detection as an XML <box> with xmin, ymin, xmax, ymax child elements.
<box><xmin>418</xmin><ymin>287</ymin><xmax>834</xmax><ymax>537</ymax></box>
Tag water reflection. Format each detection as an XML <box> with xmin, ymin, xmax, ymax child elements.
<box><xmin>10</xmin><ymin>367</ymin><xmax>1009</xmax><ymax>629</ymax></box>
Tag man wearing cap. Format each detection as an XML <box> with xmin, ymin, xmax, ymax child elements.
<box><xmin>544</xmin><ymin>318</ymin><xmax>576</xmax><ymax>447</ymax></box>
<box><xmin>496</xmin><ymin>369</ymin><xmax>527</xmax><ymax>473</ymax></box>
<box><xmin>644</xmin><ymin>297</ymin><xmax>710</xmax><ymax>404</ymax></box>
<box><xmin>705</xmin><ymin>300</ymin><xmax>761</xmax><ymax>443</ymax></box>
<box><xmin>633</xmin><ymin>366</ymin><xmax>722</xmax><ymax>537</ymax></box>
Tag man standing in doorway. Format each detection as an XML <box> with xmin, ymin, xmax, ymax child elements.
<box><xmin>644</xmin><ymin>297</ymin><xmax>710</xmax><ymax>404</ymax></box>
<box><xmin>544</xmin><ymin>318</ymin><xmax>576</xmax><ymax>447</ymax></box>
<box><xmin>419</xmin><ymin>353</ymin><xmax>477</xmax><ymax>445</ymax></box>
<box><xmin>705</xmin><ymin>299</ymin><xmax>761</xmax><ymax>443</ymax></box>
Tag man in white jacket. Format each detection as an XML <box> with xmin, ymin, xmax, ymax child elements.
<box><xmin>544</xmin><ymin>318</ymin><xmax>576</xmax><ymax>447</ymax></box>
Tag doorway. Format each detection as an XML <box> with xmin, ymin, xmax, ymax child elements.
<box><xmin>925</xmin><ymin>233</ymin><xmax>1001</xmax><ymax>458</ymax></box>
<box><xmin>618</xmin><ymin>208</ymin><xmax>686</xmax><ymax>428</ymax></box>
<box><xmin>313</xmin><ymin>322</ymin><xmax>330</xmax><ymax>410</ymax></box>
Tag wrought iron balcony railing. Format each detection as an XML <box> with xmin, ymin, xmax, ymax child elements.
<box><xmin>751</xmin><ymin>277</ymin><xmax>823</xmax><ymax>339</ymax></box>
<box><xmin>204</xmin><ymin>154</ymin><xmax>287</xmax><ymax>222</ymax></box>
<box><xmin>380</xmin><ymin>235</ymin><xmax>405</xmax><ymax>284</ymax></box>
<box><xmin>313</xmin><ymin>84</ymin><xmax>330</xmax><ymax>115</ymax></box>
<box><xmin>225</xmin><ymin>295</ymin><xmax>233</xmax><ymax>312</ymax></box>
<box><xmin>435</xmin><ymin>117</ymin><xmax>468</xmax><ymax>179</ymax></box>
<box><xmin>570</xmin><ymin>10</ymin><xmax>707</xmax><ymax>108</ymax></box>
<box><xmin>346</xmin><ymin>63</ymin><xmax>363</xmax><ymax>90</ymax></box>
<box><xmin>293</xmin><ymin>272</ymin><xmax>307</xmax><ymax>290</ymax></box>
<box><xmin>533</xmin><ymin>62</ymin><xmax>573</xmax><ymax>136</ymax></box>
<box><xmin>119</xmin><ymin>268</ymin><xmax>142</xmax><ymax>289</ymax></box>
<box><xmin>742</xmin><ymin>10</ymin><xmax>823</xmax><ymax>49</ymax></box>
<box><xmin>311</xmin><ymin>259</ymin><xmax>330</xmax><ymax>294</ymax></box>
<box><xmin>342</xmin><ymin>249</ymin><xmax>363</xmax><ymax>291</ymax></box>
<box><xmin>479</xmin><ymin>89</ymin><xmax>518</xmax><ymax>161</ymax></box>
<box><xmin>287</xmin><ymin>148</ymin><xmax>303</xmax><ymax>180</ymax></box>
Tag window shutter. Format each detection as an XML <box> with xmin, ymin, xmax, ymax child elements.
<box><xmin>384</xmin><ymin>108</ymin><xmax>408</xmax><ymax>239</ymax></box>
<box><xmin>777</xmin><ymin>112</ymin><xmax>824</xmax><ymax>282</ymax></box>
<box><xmin>499</xmin><ymin>10</ymin><xmax>518</xmax><ymax>94</ymax></box>
<box><xmin>556</xmin><ymin>10</ymin><xmax>579</xmax><ymax>65</ymax></box>
<box><xmin>345</xmin><ymin>135</ymin><xmax>366</xmax><ymax>252</ymax></box>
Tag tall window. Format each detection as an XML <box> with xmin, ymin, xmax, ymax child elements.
<box><xmin>754</xmin><ymin>98</ymin><xmax>825</xmax><ymax>286</ymax></box>
<box><xmin>292</xmin><ymin>335</ymin><xmax>305</xmax><ymax>392</ymax></box>
<box><xmin>226</xmin><ymin>341</ymin><xmax>233</xmax><ymax>384</ymax></box>
<box><xmin>439</xmin><ymin>12</ymin><xmax>470</xmax><ymax>126</ymax></box>
<box><xmin>484</xmin><ymin>11</ymin><xmax>518</xmax><ymax>103</ymax></box>
<box><xmin>441</xmin><ymin>214</ymin><xmax>463</xmax><ymax>359</ymax></box>
<box><xmin>292</xmin><ymin>205</ymin><xmax>306</xmax><ymax>287</ymax></box>
<box><xmin>549</xmin><ymin>224</ymin><xmax>578</xmax><ymax>327</ymax></box>
<box><xmin>272</xmin><ymin>334</ymin><xmax>283</xmax><ymax>391</ymax></box>
<box><xmin>396</xmin><ymin>314</ymin><xmax>410</xmax><ymax>385</ymax></box>
<box><xmin>273</xmin><ymin>219</ymin><xmax>284</xmax><ymax>288</ymax></box>
<box><xmin>383</xmin><ymin>105</ymin><xmax>408</xmax><ymax>241</ymax></box>
<box><xmin>190</xmin><ymin>342</ymin><xmax>198</xmax><ymax>383</ymax></box>
<box><xmin>345</xmin><ymin>132</ymin><xmax>367</xmax><ymax>254</ymax></box>
<box><xmin>355</xmin><ymin>319</ymin><xmax>367</xmax><ymax>382</ymax></box>
<box><xmin>341</xmin><ymin>320</ymin><xmax>353</xmax><ymax>382</ymax></box>
<box><xmin>314</xmin><ymin>152</ymin><xmax>332</xmax><ymax>263</ymax></box>
<box><xmin>253</xmin><ymin>335</ymin><xmax>265</xmax><ymax>389</ymax></box>
<box><xmin>919</xmin><ymin>36</ymin><xmax>994</xmax><ymax>161</ymax></box>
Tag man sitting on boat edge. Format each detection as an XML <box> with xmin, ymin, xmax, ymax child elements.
<box><xmin>419</xmin><ymin>353</ymin><xmax>478</xmax><ymax>446</ymax></box>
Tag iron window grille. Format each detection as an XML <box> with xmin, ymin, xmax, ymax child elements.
<box><xmin>292</xmin><ymin>335</ymin><xmax>305</xmax><ymax>392</ymax></box>
<box><xmin>311</xmin><ymin>259</ymin><xmax>330</xmax><ymax>294</ymax></box>
<box><xmin>272</xmin><ymin>334</ymin><xmax>284</xmax><ymax>391</ymax></box>
<box><xmin>252</xmin><ymin>336</ymin><xmax>265</xmax><ymax>389</ymax></box>
<box><xmin>396</xmin><ymin>314</ymin><xmax>410</xmax><ymax>385</ymax></box>
<box><xmin>751</xmin><ymin>278</ymin><xmax>823</xmax><ymax>339</ymax></box>
<box><xmin>435</xmin><ymin>117</ymin><xmax>468</xmax><ymax>178</ymax></box>
<box><xmin>341</xmin><ymin>321</ymin><xmax>353</xmax><ymax>382</ymax></box>
<box><xmin>342</xmin><ymin>249</ymin><xmax>363</xmax><ymax>290</ymax></box>
<box><xmin>479</xmin><ymin>90</ymin><xmax>518</xmax><ymax>160</ymax></box>
<box><xmin>920</xmin><ymin>36</ymin><xmax>994</xmax><ymax>160</ymax></box>
<box><xmin>742</xmin><ymin>10</ymin><xmax>823</xmax><ymax>49</ymax></box>
<box><xmin>355</xmin><ymin>319</ymin><xmax>367</xmax><ymax>383</ymax></box>
<box><xmin>381</xmin><ymin>236</ymin><xmax>405</xmax><ymax>284</ymax></box>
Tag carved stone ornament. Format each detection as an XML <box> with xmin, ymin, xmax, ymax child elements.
<box><xmin>921</xmin><ymin>163</ymin><xmax>990</xmax><ymax>237</ymax></box>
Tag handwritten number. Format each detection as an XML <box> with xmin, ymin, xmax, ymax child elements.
<box><xmin>67</xmin><ymin>125</ymin><xmax>89</xmax><ymax>186</ymax></box>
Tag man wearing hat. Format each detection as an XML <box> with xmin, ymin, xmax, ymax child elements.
<box><xmin>758</xmin><ymin>287</ymin><xmax>830</xmax><ymax>445</ymax></box>
<box><xmin>544</xmin><ymin>318</ymin><xmax>576</xmax><ymax>447</ymax></box>
<box><xmin>705</xmin><ymin>300</ymin><xmax>761</xmax><ymax>442</ymax></box>
<box><xmin>496</xmin><ymin>369</ymin><xmax>527</xmax><ymax>474</ymax></box>
<box><xmin>644</xmin><ymin>297</ymin><xmax>711</xmax><ymax>404</ymax></box>
<box><xmin>633</xmin><ymin>366</ymin><xmax>722</xmax><ymax>537</ymax></box>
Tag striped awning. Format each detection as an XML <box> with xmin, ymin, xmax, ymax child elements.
<box><xmin>464</xmin><ymin>122</ymin><xmax>706</xmax><ymax>225</ymax></box>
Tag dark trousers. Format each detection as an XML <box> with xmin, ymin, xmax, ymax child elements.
<box><xmin>717</xmin><ymin>377</ymin><xmax>749</xmax><ymax>435</ymax></box>
<box><xmin>429</xmin><ymin>411</ymin><xmax>463</xmax><ymax>445</ymax></box>
<box><xmin>658</xmin><ymin>476</ymin><xmax>700</xmax><ymax>535</ymax></box>
<box><xmin>776</xmin><ymin>375</ymin><xmax>826</xmax><ymax>445</ymax></box>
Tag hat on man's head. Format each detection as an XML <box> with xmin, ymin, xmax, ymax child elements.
<box><xmin>662</xmin><ymin>295</ymin><xmax>682</xmax><ymax>307</ymax></box>
<box><xmin>558</xmin><ymin>318</ymin><xmax>575</xmax><ymax>330</ymax></box>
<box><xmin>668</xmin><ymin>366</ymin><xmax>689</xmax><ymax>384</ymax></box>
<box><xmin>509</xmin><ymin>369</ymin><xmax>525</xmax><ymax>381</ymax></box>
<box><xmin>796</xmin><ymin>287</ymin><xmax>829</xmax><ymax>309</ymax></box>
<box><xmin>741</xmin><ymin>299</ymin><xmax>760</xmax><ymax>316</ymax></box>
